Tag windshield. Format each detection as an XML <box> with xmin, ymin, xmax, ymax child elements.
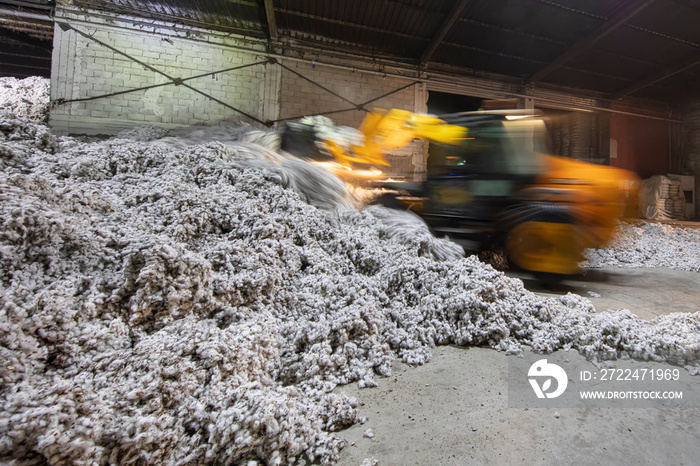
<box><xmin>429</xmin><ymin>117</ymin><xmax>548</xmax><ymax>176</ymax></box>
<box><xmin>500</xmin><ymin>117</ymin><xmax>548</xmax><ymax>174</ymax></box>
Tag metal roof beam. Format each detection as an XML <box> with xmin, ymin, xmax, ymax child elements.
<box><xmin>227</xmin><ymin>0</ymin><xmax>259</xmax><ymax>7</ymax></box>
<box><xmin>528</xmin><ymin>0</ymin><xmax>655</xmax><ymax>83</ymax></box>
<box><xmin>276</xmin><ymin>8</ymin><xmax>429</xmax><ymax>42</ymax></box>
<box><xmin>613</xmin><ymin>51</ymin><xmax>700</xmax><ymax>99</ymax></box>
<box><xmin>0</xmin><ymin>60</ymin><xmax>50</xmax><ymax>71</ymax></box>
<box><xmin>0</xmin><ymin>0</ymin><xmax>54</xmax><ymax>11</ymax></box>
<box><xmin>420</xmin><ymin>0</ymin><xmax>472</xmax><ymax>65</ymax></box>
<box><xmin>526</xmin><ymin>0</ymin><xmax>698</xmax><ymax>48</ymax></box>
<box><xmin>263</xmin><ymin>0</ymin><xmax>277</xmax><ymax>40</ymax></box>
<box><xmin>457</xmin><ymin>16</ymin><xmax>664</xmax><ymax>70</ymax></box>
<box><xmin>0</xmin><ymin>25</ymin><xmax>51</xmax><ymax>49</ymax></box>
<box><xmin>229</xmin><ymin>0</ymin><xmax>439</xmax><ymax>16</ymax></box>
<box><xmin>442</xmin><ymin>41</ymin><xmax>631</xmax><ymax>82</ymax></box>
<box><xmin>0</xmin><ymin>50</ymin><xmax>50</xmax><ymax>60</ymax></box>
<box><xmin>0</xmin><ymin>5</ymin><xmax>52</xmax><ymax>21</ymax></box>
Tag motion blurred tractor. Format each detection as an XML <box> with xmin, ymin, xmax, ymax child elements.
<box><xmin>282</xmin><ymin>108</ymin><xmax>638</xmax><ymax>283</ymax></box>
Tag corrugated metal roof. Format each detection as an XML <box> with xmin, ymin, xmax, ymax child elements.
<box><xmin>275</xmin><ymin>0</ymin><xmax>445</xmax><ymax>59</ymax></box>
<box><xmin>3</xmin><ymin>0</ymin><xmax>700</xmax><ymax>103</ymax></box>
<box><xmin>443</xmin><ymin>17</ymin><xmax>564</xmax><ymax>67</ymax></box>
<box><xmin>464</xmin><ymin>0</ymin><xmax>602</xmax><ymax>46</ymax></box>
<box><xmin>567</xmin><ymin>49</ymin><xmax>658</xmax><ymax>85</ymax></box>
<box><xmin>628</xmin><ymin>0</ymin><xmax>700</xmax><ymax>48</ymax></box>
<box><xmin>69</xmin><ymin>0</ymin><xmax>267</xmax><ymax>37</ymax></box>
<box><xmin>543</xmin><ymin>67</ymin><xmax>631</xmax><ymax>95</ymax></box>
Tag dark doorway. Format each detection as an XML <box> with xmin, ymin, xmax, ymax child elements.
<box><xmin>426</xmin><ymin>91</ymin><xmax>482</xmax><ymax>116</ymax></box>
<box><xmin>425</xmin><ymin>91</ymin><xmax>483</xmax><ymax>175</ymax></box>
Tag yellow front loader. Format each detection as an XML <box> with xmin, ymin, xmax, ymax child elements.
<box><xmin>282</xmin><ymin>108</ymin><xmax>638</xmax><ymax>283</ymax></box>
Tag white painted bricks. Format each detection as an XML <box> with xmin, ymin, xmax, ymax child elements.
<box><xmin>51</xmin><ymin>14</ymin><xmax>267</xmax><ymax>134</ymax></box>
<box><xmin>49</xmin><ymin>10</ymin><xmax>426</xmax><ymax>173</ymax></box>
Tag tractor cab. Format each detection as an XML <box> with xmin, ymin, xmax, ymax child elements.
<box><xmin>418</xmin><ymin>111</ymin><xmax>550</xmax><ymax>243</ymax></box>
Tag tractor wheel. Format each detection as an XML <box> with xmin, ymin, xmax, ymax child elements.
<box><xmin>531</xmin><ymin>270</ymin><xmax>567</xmax><ymax>287</ymax></box>
<box><xmin>374</xmin><ymin>193</ymin><xmax>405</xmax><ymax>210</ymax></box>
<box><xmin>505</xmin><ymin>205</ymin><xmax>583</xmax><ymax>285</ymax></box>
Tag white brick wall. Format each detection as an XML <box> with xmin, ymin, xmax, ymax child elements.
<box><xmin>278</xmin><ymin>60</ymin><xmax>424</xmax><ymax>175</ymax></box>
<box><xmin>278</xmin><ymin>60</ymin><xmax>415</xmax><ymax>128</ymax></box>
<box><xmin>49</xmin><ymin>9</ymin><xmax>428</xmax><ymax>174</ymax></box>
<box><xmin>51</xmin><ymin>11</ymin><xmax>270</xmax><ymax>134</ymax></box>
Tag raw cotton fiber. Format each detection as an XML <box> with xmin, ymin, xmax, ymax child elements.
<box><xmin>583</xmin><ymin>222</ymin><xmax>700</xmax><ymax>272</ymax></box>
<box><xmin>2</xmin><ymin>77</ymin><xmax>700</xmax><ymax>465</ymax></box>
<box><xmin>0</xmin><ymin>77</ymin><xmax>50</xmax><ymax>124</ymax></box>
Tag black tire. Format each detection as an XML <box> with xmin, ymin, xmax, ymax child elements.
<box><xmin>532</xmin><ymin>270</ymin><xmax>567</xmax><ymax>286</ymax></box>
<box><xmin>374</xmin><ymin>193</ymin><xmax>406</xmax><ymax>210</ymax></box>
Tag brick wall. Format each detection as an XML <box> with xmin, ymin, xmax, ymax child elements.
<box><xmin>278</xmin><ymin>60</ymin><xmax>414</xmax><ymax>127</ymax></box>
<box><xmin>49</xmin><ymin>10</ymin><xmax>427</xmax><ymax>174</ymax></box>
<box><xmin>278</xmin><ymin>60</ymin><xmax>424</xmax><ymax>175</ymax></box>
<box><xmin>51</xmin><ymin>11</ymin><xmax>270</xmax><ymax>134</ymax></box>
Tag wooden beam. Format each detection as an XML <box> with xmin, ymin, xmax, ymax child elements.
<box><xmin>528</xmin><ymin>0</ymin><xmax>655</xmax><ymax>83</ymax></box>
<box><xmin>263</xmin><ymin>0</ymin><xmax>277</xmax><ymax>40</ymax></box>
<box><xmin>613</xmin><ymin>51</ymin><xmax>700</xmax><ymax>99</ymax></box>
<box><xmin>420</xmin><ymin>0</ymin><xmax>473</xmax><ymax>65</ymax></box>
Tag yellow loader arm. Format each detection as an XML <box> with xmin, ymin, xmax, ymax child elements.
<box><xmin>325</xmin><ymin>109</ymin><xmax>468</xmax><ymax>168</ymax></box>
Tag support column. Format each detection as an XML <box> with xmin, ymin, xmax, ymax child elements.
<box><xmin>519</xmin><ymin>96</ymin><xmax>535</xmax><ymax>111</ymax></box>
<box><xmin>412</xmin><ymin>82</ymin><xmax>429</xmax><ymax>178</ymax></box>
<box><xmin>682</xmin><ymin>101</ymin><xmax>700</xmax><ymax>218</ymax></box>
<box><xmin>598</xmin><ymin>111</ymin><xmax>611</xmax><ymax>165</ymax></box>
<box><xmin>518</xmin><ymin>96</ymin><xmax>536</xmax><ymax>154</ymax></box>
<box><xmin>414</xmin><ymin>81</ymin><xmax>428</xmax><ymax>114</ymax></box>
<box><xmin>261</xmin><ymin>60</ymin><xmax>281</xmax><ymax>126</ymax></box>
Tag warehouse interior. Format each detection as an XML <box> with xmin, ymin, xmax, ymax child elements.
<box><xmin>2</xmin><ymin>0</ymin><xmax>699</xmax><ymax>218</ymax></box>
<box><xmin>2</xmin><ymin>1</ymin><xmax>700</xmax><ymax>465</ymax></box>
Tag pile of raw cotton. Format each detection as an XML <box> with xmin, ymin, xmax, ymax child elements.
<box><xmin>2</xmin><ymin>85</ymin><xmax>700</xmax><ymax>465</ymax></box>
<box><xmin>584</xmin><ymin>222</ymin><xmax>700</xmax><ymax>272</ymax></box>
<box><xmin>0</xmin><ymin>77</ymin><xmax>50</xmax><ymax>125</ymax></box>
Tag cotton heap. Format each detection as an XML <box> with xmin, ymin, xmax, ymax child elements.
<box><xmin>583</xmin><ymin>222</ymin><xmax>700</xmax><ymax>272</ymax></box>
<box><xmin>2</xmin><ymin>77</ymin><xmax>700</xmax><ymax>465</ymax></box>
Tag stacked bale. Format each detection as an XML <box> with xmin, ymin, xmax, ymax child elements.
<box><xmin>638</xmin><ymin>175</ymin><xmax>685</xmax><ymax>220</ymax></box>
<box><xmin>660</xmin><ymin>177</ymin><xmax>685</xmax><ymax>219</ymax></box>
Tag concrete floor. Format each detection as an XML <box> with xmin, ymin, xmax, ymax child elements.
<box><xmin>514</xmin><ymin>265</ymin><xmax>700</xmax><ymax>320</ymax></box>
<box><xmin>336</xmin><ymin>266</ymin><xmax>700</xmax><ymax>465</ymax></box>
